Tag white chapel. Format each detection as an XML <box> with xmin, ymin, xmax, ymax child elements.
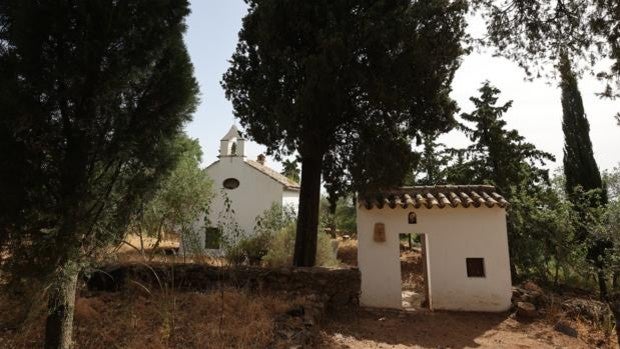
<box><xmin>191</xmin><ymin>125</ymin><xmax>300</xmax><ymax>250</ymax></box>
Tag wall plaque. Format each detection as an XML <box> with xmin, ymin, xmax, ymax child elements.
<box><xmin>373</xmin><ymin>223</ymin><xmax>386</xmax><ymax>242</ymax></box>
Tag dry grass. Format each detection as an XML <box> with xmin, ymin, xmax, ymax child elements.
<box><xmin>541</xmin><ymin>293</ymin><xmax>618</xmax><ymax>348</ymax></box>
<box><xmin>111</xmin><ymin>249</ymin><xmax>226</xmax><ymax>265</ymax></box>
<box><xmin>336</xmin><ymin>238</ymin><xmax>357</xmax><ymax>266</ymax></box>
<box><xmin>1</xmin><ymin>288</ymin><xmax>301</xmax><ymax>349</ymax></box>
<box><xmin>105</xmin><ymin>233</ymin><xmax>230</xmax><ymax>266</ymax></box>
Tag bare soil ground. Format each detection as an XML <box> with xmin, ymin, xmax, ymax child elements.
<box><xmin>318</xmin><ymin>307</ymin><xmax>611</xmax><ymax>349</ymax></box>
<box><xmin>1</xmin><ymin>237</ymin><xmax>617</xmax><ymax>348</ymax></box>
<box><xmin>328</xmin><ymin>238</ymin><xmax>619</xmax><ymax>349</ymax></box>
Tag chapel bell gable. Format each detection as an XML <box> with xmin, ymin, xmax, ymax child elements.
<box><xmin>219</xmin><ymin>125</ymin><xmax>245</xmax><ymax>157</ymax></box>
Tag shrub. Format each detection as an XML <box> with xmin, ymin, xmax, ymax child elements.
<box><xmin>224</xmin><ymin>203</ymin><xmax>295</xmax><ymax>265</ymax></box>
<box><xmin>263</xmin><ymin>223</ymin><xmax>339</xmax><ymax>268</ymax></box>
<box><xmin>224</xmin><ymin>203</ymin><xmax>339</xmax><ymax>267</ymax></box>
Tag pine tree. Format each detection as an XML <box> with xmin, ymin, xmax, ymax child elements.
<box><xmin>413</xmin><ymin>133</ymin><xmax>450</xmax><ymax>185</ymax></box>
<box><xmin>460</xmin><ymin>81</ymin><xmax>554</xmax><ymax>196</ymax></box>
<box><xmin>458</xmin><ymin>81</ymin><xmax>555</xmax><ymax>278</ymax></box>
<box><xmin>559</xmin><ymin>53</ymin><xmax>611</xmax><ymax>298</ymax></box>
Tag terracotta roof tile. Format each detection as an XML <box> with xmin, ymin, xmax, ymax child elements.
<box><xmin>246</xmin><ymin>160</ymin><xmax>300</xmax><ymax>191</ymax></box>
<box><xmin>359</xmin><ymin>185</ymin><xmax>508</xmax><ymax>209</ymax></box>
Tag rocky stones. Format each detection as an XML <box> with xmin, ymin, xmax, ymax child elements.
<box><xmin>87</xmin><ymin>263</ymin><xmax>361</xmax><ymax>309</ymax></box>
<box><xmin>516</xmin><ymin>301</ymin><xmax>538</xmax><ymax>318</ymax></box>
<box><xmin>554</xmin><ymin>320</ymin><xmax>578</xmax><ymax>337</ymax></box>
<box><xmin>273</xmin><ymin>301</ymin><xmax>324</xmax><ymax>348</ymax></box>
<box><xmin>512</xmin><ymin>282</ymin><xmax>548</xmax><ymax>308</ymax></box>
<box><xmin>512</xmin><ymin>282</ymin><xmax>545</xmax><ymax>318</ymax></box>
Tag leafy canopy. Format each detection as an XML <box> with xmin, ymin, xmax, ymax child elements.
<box><xmin>473</xmin><ymin>0</ymin><xmax>620</xmax><ymax>119</ymax></box>
<box><xmin>223</xmin><ymin>0</ymin><xmax>468</xmax><ymax>192</ymax></box>
<box><xmin>130</xmin><ymin>135</ymin><xmax>213</xmax><ymax>254</ymax></box>
<box><xmin>0</xmin><ymin>2</ymin><xmax>198</xmax><ymax>344</ymax></box>
<box><xmin>223</xmin><ymin>0</ymin><xmax>469</xmax><ymax>266</ymax></box>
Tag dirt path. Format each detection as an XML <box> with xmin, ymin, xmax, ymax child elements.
<box><xmin>318</xmin><ymin>307</ymin><xmax>604</xmax><ymax>349</ymax></box>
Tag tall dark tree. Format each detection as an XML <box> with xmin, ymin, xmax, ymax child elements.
<box><xmin>460</xmin><ymin>82</ymin><xmax>555</xmax><ymax>195</ymax></box>
<box><xmin>457</xmin><ymin>82</ymin><xmax>555</xmax><ymax>277</ymax></box>
<box><xmin>0</xmin><ymin>1</ymin><xmax>198</xmax><ymax>348</ymax></box>
<box><xmin>560</xmin><ymin>55</ymin><xmax>606</xmax><ymax>202</ymax></box>
<box><xmin>223</xmin><ymin>0</ymin><xmax>468</xmax><ymax>266</ymax></box>
<box><xmin>413</xmin><ymin>133</ymin><xmax>451</xmax><ymax>185</ymax></box>
<box><xmin>559</xmin><ymin>53</ymin><xmax>611</xmax><ymax>297</ymax></box>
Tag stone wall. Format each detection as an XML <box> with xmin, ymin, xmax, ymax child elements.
<box><xmin>86</xmin><ymin>263</ymin><xmax>360</xmax><ymax>309</ymax></box>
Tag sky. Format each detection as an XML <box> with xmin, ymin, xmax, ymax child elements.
<box><xmin>183</xmin><ymin>0</ymin><xmax>619</xmax><ymax>174</ymax></box>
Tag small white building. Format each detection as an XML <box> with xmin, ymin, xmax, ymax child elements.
<box><xmin>357</xmin><ymin>185</ymin><xmax>512</xmax><ymax>312</ymax></box>
<box><xmin>194</xmin><ymin>125</ymin><xmax>300</xmax><ymax>250</ymax></box>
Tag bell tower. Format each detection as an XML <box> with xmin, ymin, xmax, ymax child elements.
<box><xmin>219</xmin><ymin>125</ymin><xmax>245</xmax><ymax>157</ymax></box>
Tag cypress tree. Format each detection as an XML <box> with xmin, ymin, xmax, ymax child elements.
<box><xmin>560</xmin><ymin>54</ymin><xmax>606</xmax><ymax>201</ymax></box>
<box><xmin>559</xmin><ymin>53</ymin><xmax>611</xmax><ymax>298</ymax></box>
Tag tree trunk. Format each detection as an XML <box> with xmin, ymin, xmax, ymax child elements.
<box><xmin>44</xmin><ymin>267</ymin><xmax>79</xmax><ymax>349</ymax></box>
<box><xmin>597</xmin><ymin>267</ymin><xmax>608</xmax><ymax>300</ymax></box>
<box><xmin>293</xmin><ymin>155</ymin><xmax>323</xmax><ymax>267</ymax></box>
<box><xmin>608</xmin><ymin>295</ymin><xmax>620</xmax><ymax>347</ymax></box>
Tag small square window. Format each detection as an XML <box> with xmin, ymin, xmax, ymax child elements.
<box><xmin>466</xmin><ymin>258</ymin><xmax>485</xmax><ymax>278</ymax></box>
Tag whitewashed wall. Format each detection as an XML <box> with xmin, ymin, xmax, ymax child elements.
<box><xmin>206</xmin><ymin>157</ymin><xmax>286</xmax><ymax>238</ymax></box>
<box><xmin>282</xmin><ymin>190</ymin><xmax>300</xmax><ymax>213</ymax></box>
<box><xmin>357</xmin><ymin>205</ymin><xmax>512</xmax><ymax>312</ymax></box>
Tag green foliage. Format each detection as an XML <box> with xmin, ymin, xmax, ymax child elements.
<box><xmin>319</xmin><ymin>196</ymin><xmax>357</xmax><ymax>235</ymax></box>
<box><xmin>203</xmin><ymin>227</ymin><xmax>222</xmax><ymax>250</ymax></box>
<box><xmin>0</xmin><ymin>0</ymin><xmax>198</xmax><ymax>276</ymax></box>
<box><xmin>263</xmin><ymin>224</ymin><xmax>338</xmax><ymax>268</ymax></box>
<box><xmin>262</xmin><ymin>224</ymin><xmax>297</xmax><ymax>267</ymax></box>
<box><xmin>280</xmin><ymin>159</ymin><xmax>300</xmax><ymax>183</ymax></box>
<box><xmin>410</xmin><ymin>81</ymin><xmax>555</xmax><ymax>193</ymax></box>
<box><xmin>223</xmin><ymin>203</ymin><xmax>338</xmax><ymax>267</ymax></box>
<box><xmin>560</xmin><ymin>55</ymin><xmax>607</xmax><ymax>204</ymax></box>
<box><xmin>222</xmin><ymin>0</ymin><xmax>469</xmax><ymax>266</ymax></box>
<box><xmin>604</xmin><ymin>164</ymin><xmax>620</xmax><ymax>201</ymax></box>
<box><xmin>0</xmin><ymin>0</ymin><xmax>197</xmax><ymax>345</ymax></box>
<box><xmin>419</xmin><ymin>82</ymin><xmax>557</xmax><ymax>282</ymax></box>
<box><xmin>408</xmin><ymin>132</ymin><xmax>454</xmax><ymax>185</ymax></box>
<box><xmin>508</xmin><ymin>173</ymin><xmax>587</xmax><ymax>282</ymax></box>
<box><xmin>217</xmin><ymin>192</ymin><xmax>246</xmax><ymax>261</ymax></box>
<box><xmin>509</xmin><ymin>168</ymin><xmax>620</xmax><ymax>292</ymax></box>
<box><xmin>224</xmin><ymin>203</ymin><xmax>296</xmax><ymax>265</ymax></box>
<box><xmin>472</xmin><ymin>0</ymin><xmax>595</xmax><ymax>78</ymax></box>
<box><xmin>473</xmin><ymin>0</ymin><xmax>620</xmax><ymax>117</ymax></box>
<box><xmin>132</xmin><ymin>134</ymin><xmax>213</xmax><ymax>255</ymax></box>
<box><xmin>254</xmin><ymin>203</ymin><xmax>297</xmax><ymax>237</ymax></box>
<box><xmin>458</xmin><ymin>81</ymin><xmax>555</xmax><ymax>194</ymax></box>
<box><xmin>560</xmin><ymin>54</ymin><xmax>612</xmax><ymax>296</ymax></box>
